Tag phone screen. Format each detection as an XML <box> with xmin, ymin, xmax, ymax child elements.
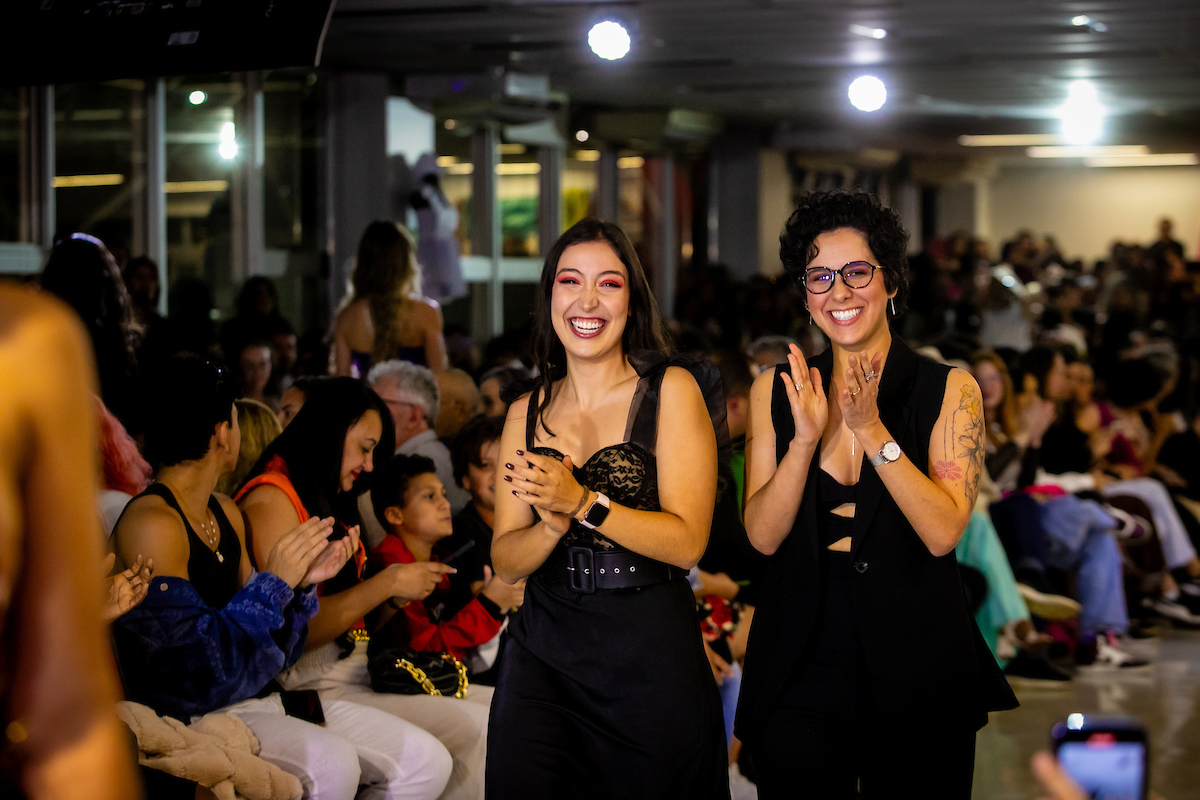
<box><xmin>1058</xmin><ymin>738</ymin><xmax>1146</xmax><ymax>800</ymax></box>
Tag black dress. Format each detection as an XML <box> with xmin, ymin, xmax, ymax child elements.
<box><xmin>486</xmin><ymin>358</ymin><xmax>729</xmax><ymax>800</ymax></box>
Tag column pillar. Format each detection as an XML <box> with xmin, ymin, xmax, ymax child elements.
<box><xmin>18</xmin><ymin>86</ymin><xmax>54</xmax><ymax>255</ymax></box>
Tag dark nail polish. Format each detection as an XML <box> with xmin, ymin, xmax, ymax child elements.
<box><xmin>512</xmin><ymin>490</ymin><xmax>519</xmax><ymax>496</ymax></box>
<box><xmin>505</xmin><ymin>463</ymin><xmax>514</xmax><ymax>470</ymax></box>
<box><xmin>504</xmin><ymin>475</ymin><xmax>513</xmax><ymax>482</ymax></box>
<box><xmin>515</xmin><ymin>450</ymin><xmax>524</xmax><ymax>456</ymax></box>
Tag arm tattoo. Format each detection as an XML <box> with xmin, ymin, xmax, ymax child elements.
<box><xmin>945</xmin><ymin>383</ymin><xmax>985</xmax><ymax>505</ymax></box>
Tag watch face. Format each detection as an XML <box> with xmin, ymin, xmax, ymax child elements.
<box><xmin>882</xmin><ymin>441</ymin><xmax>902</xmax><ymax>461</ymax></box>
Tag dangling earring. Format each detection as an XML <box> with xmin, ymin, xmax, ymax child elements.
<box><xmin>889</xmin><ymin>297</ymin><xmax>896</xmax><ymax>315</ymax></box>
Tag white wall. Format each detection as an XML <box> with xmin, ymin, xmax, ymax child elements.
<box><xmin>986</xmin><ymin>164</ymin><xmax>1200</xmax><ymax>262</ymax></box>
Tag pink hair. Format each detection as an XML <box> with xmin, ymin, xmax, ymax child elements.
<box><xmin>95</xmin><ymin>396</ymin><xmax>152</xmax><ymax>495</ymax></box>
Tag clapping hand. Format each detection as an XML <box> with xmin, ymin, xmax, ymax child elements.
<box><xmin>505</xmin><ymin>451</ymin><xmax>587</xmax><ymax>535</ymax></box>
<box><xmin>102</xmin><ymin>552</ymin><xmax>153</xmax><ymax>622</ymax></box>
<box><xmin>840</xmin><ymin>350</ymin><xmax>884</xmax><ymax>434</ymax></box>
<box><xmin>301</xmin><ymin>525</ymin><xmax>362</xmax><ymax>588</ymax></box>
<box><xmin>779</xmin><ymin>343</ymin><xmax>828</xmax><ymax>447</ymax></box>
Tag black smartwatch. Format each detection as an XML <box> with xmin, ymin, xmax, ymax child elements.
<box><xmin>578</xmin><ymin>492</ymin><xmax>611</xmax><ymax>530</ymax></box>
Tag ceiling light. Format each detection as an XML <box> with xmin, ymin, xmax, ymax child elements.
<box><xmin>1085</xmin><ymin>153</ymin><xmax>1198</xmax><ymax>168</ymax></box>
<box><xmin>164</xmin><ymin>180</ymin><xmax>229</xmax><ymax>194</ymax></box>
<box><xmin>848</xmin><ymin>75</ymin><xmax>887</xmax><ymax>112</ymax></box>
<box><xmin>959</xmin><ymin>134</ymin><xmax>1067</xmax><ymax>147</ymax></box>
<box><xmin>496</xmin><ymin>162</ymin><xmax>541</xmax><ymax>175</ymax></box>
<box><xmin>589</xmin><ymin>21</ymin><xmax>631</xmax><ymax>60</ymax></box>
<box><xmin>218</xmin><ymin>121</ymin><xmax>238</xmax><ymax>160</ymax></box>
<box><xmin>849</xmin><ymin>24</ymin><xmax>887</xmax><ymax>39</ymax></box>
<box><xmin>575</xmin><ymin>129</ymin><xmax>589</xmax><ymax>142</ymax></box>
<box><xmin>444</xmin><ymin>119</ymin><xmax>457</xmax><ymax>130</ymax></box>
<box><xmin>436</xmin><ymin>156</ymin><xmax>459</xmax><ymax>167</ymax></box>
<box><xmin>188</xmin><ymin>90</ymin><xmax>207</xmax><ymax>105</ymax></box>
<box><xmin>1059</xmin><ymin>80</ymin><xmax>1103</xmax><ymax>145</ymax></box>
<box><xmin>53</xmin><ymin>174</ymin><xmax>126</xmax><ymax>188</ymax></box>
<box><xmin>575</xmin><ymin>150</ymin><xmax>601</xmax><ymax>162</ymax></box>
<box><xmin>618</xmin><ymin>156</ymin><xmax>644</xmax><ymax>169</ymax></box>
<box><xmin>1071</xmin><ymin>15</ymin><xmax>1091</xmax><ymax>26</ymax></box>
<box><xmin>1027</xmin><ymin>145</ymin><xmax>1148</xmax><ymax>158</ymax></box>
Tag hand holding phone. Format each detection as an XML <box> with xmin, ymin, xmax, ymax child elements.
<box><xmin>1051</xmin><ymin>714</ymin><xmax>1148</xmax><ymax>800</ymax></box>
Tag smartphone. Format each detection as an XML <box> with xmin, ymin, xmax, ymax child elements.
<box><xmin>1051</xmin><ymin>714</ymin><xmax>1148</xmax><ymax>800</ymax></box>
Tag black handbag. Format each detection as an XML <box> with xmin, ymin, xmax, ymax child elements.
<box><xmin>367</xmin><ymin>645</ymin><xmax>469</xmax><ymax>698</ymax></box>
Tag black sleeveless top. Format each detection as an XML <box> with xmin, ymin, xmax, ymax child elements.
<box><xmin>523</xmin><ymin>365</ymin><xmax>662</xmax><ymax>553</ymax></box>
<box><xmin>141</xmin><ymin>483</ymin><xmax>242</xmax><ymax>610</ymax></box>
<box><xmin>735</xmin><ymin>334</ymin><xmax>1017</xmax><ymax>740</ymax></box>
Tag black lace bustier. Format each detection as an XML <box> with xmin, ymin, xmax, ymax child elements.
<box><xmin>525</xmin><ymin>368</ymin><xmax>666</xmax><ymax>553</ymax></box>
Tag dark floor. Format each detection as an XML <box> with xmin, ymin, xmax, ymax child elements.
<box><xmin>972</xmin><ymin>630</ymin><xmax>1200</xmax><ymax>799</ymax></box>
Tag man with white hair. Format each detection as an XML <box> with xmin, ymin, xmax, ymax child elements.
<box><xmin>367</xmin><ymin>360</ymin><xmax>470</xmax><ymax>514</ymax></box>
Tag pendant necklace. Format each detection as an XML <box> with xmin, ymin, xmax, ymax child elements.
<box><xmin>198</xmin><ymin>510</ymin><xmax>224</xmax><ymax>562</ymax></box>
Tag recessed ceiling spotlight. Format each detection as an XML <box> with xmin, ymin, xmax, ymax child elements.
<box><xmin>848</xmin><ymin>75</ymin><xmax>887</xmax><ymax>112</ymax></box>
<box><xmin>1071</xmin><ymin>15</ymin><xmax>1091</xmax><ymax>26</ymax></box>
<box><xmin>218</xmin><ymin>121</ymin><xmax>238</xmax><ymax>160</ymax></box>
<box><xmin>1059</xmin><ymin>80</ymin><xmax>1103</xmax><ymax>145</ymax></box>
<box><xmin>849</xmin><ymin>24</ymin><xmax>887</xmax><ymax>39</ymax></box>
<box><xmin>575</xmin><ymin>130</ymin><xmax>590</xmax><ymax>142</ymax></box>
<box><xmin>444</xmin><ymin>119</ymin><xmax>457</xmax><ymax>130</ymax></box>
<box><xmin>188</xmin><ymin>90</ymin><xmax>207</xmax><ymax>105</ymax></box>
<box><xmin>588</xmin><ymin>20</ymin><xmax>631</xmax><ymax>60</ymax></box>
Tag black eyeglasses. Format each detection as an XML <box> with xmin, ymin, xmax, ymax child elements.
<box><xmin>802</xmin><ymin>261</ymin><xmax>889</xmax><ymax>294</ymax></box>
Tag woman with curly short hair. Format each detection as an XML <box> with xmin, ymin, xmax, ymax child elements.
<box><xmin>736</xmin><ymin>191</ymin><xmax>1016</xmax><ymax>798</ymax></box>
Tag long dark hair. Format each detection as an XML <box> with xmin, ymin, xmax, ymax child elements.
<box><xmin>352</xmin><ymin>221</ymin><xmax>420</xmax><ymax>363</ymax></box>
<box><xmin>243</xmin><ymin>377</ymin><xmax>395</xmax><ymax>521</ymax></box>
<box><xmin>530</xmin><ymin>218</ymin><xmax>670</xmax><ymax>435</ymax></box>
<box><xmin>41</xmin><ymin>233</ymin><xmax>141</xmax><ymax>421</ymax></box>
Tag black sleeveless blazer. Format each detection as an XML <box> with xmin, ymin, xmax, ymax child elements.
<box><xmin>735</xmin><ymin>334</ymin><xmax>1017</xmax><ymax>740</ymax></box>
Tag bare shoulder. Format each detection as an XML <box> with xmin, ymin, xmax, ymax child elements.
<box><xmin>238</xmin><ymin>481</ymin><xmax>296</xmax><ymax>517</ymax></box>
<box><xmin>506</xmin><ymin>390</ymin><xmax>533</xmax><ymax>421</ymax></box>
<box><xmin>0</xmin><ymin>287</ymin><xmax>92</xmax><ymax>377</ymax></box>
<box><xmin>661</xmin><ymin>365</ymin><xmax>703</xmax><ymax>403</ymax></box>
<box><xmin>751</xmin><ymin>365</ymin><xmax>779</xmax><ymax>403</ymax></box>
<box><xmin>114</xmin><ymin>495</ymin><xmax>190</xmax><ymax>575</ymax></box>
<box><xmin>941</xmin><ymin>367</ymin><xmax>982</xmax><ymax>410</ymax></box>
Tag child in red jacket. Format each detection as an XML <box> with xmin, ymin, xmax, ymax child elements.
<box><xmin>370</xmin><ymin>454</ymin><xmax>524</xmax><ymax>659</ymax></box>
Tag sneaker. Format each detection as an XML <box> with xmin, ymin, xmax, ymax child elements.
<box><xmin>1004</xmin><ymin>653</ymin><xmax>1073</xmax><ymax>683</ymax></box>
<box><xmin>1141</xmin><ymin>595</ymin><xmax>1200</xmax><ymax>628</ymax></box>
<box><xmin>1107</xmin><ymin>506</ymin><xmax>1152</xmax><ymax>544</ymax></box>
<box><xmin>1088</xmin><ymin>636</ymin><xmax>1149</xmax><ymax>669</ymax></box>
<box><xmin>1017</xmin><ymin>583</ymin><xmax>1082</xmax><ymax>620</ymax></box>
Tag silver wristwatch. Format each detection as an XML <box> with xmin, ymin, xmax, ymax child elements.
<box><xmin>868</xmin><ymin>441</ymin><xmax>902</xmax><ymax>467</ymax></box>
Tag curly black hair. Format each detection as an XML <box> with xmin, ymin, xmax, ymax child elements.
<box><xmin>779</xmin><ymin>190</ymin><xmax>910</xmax><ymax>314</ymax></box>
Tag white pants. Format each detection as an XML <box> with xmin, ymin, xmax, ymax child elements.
<box><xmin>221</xmin><ymin>694</ymin><xmax>452</xmax><ymax>800</ymax></box>
<box><xmin>280</xmin><ymin>643</ymin><xmax>492</xmax><ymax>800</ymax></box>
<box><xmin>1104</xmin><ymin>477</ymin><xmax>1198</xmax><ymax>569</ymax></box>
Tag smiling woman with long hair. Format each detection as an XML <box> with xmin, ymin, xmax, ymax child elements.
<box><xmin>486</xmin><ymin>218</ymin><xmax>728</xmax><ymax>798</ymax></box>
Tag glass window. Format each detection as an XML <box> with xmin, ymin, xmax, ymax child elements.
<box><xmin>54</xmin><ymin>80</ymin><xmax>143</xmax><ymax>260</ymax></box>
<box><xmin>618</xmin><ymin>150</ymin><xmax>646</xmax><ymax>248</ymax></box>
<box><xmin>164</xmin><ymin>74</ymin><xmax>239</xmax><ymax>309</ymax></box>
<box><xmin>0</xmin><ymin>88</ymin><xmax>18</xmax><ymax>242</ymax></box>
<box><xmin>435</xmin><ymin>119</ymin><xmax>473</xmax><ymax>255</ymax></box>
<box><xmin>499</xmin><ymin>142</ymin><xmax>538</xmax><ymax>257</ymax></box>
<box><xmin>262</xmin><ymin>72</ymin><xmax>321</xmax><ymax>251</ymax></box>
<box><xmin>564</xmin><ymin>147</ymin><xmax>598</xmax><ymax>231</ymax></box>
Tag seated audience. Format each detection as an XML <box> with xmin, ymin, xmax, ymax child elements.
<box><xmin>370</xmin><ymin>455</ymin><xmax>523</xmax><ymax>662</ymax></box>
<box><xmin>435</xmin><ymin>368</ymin><xmax>484</xmax><ymax>440</ymax></box>
<box><xmin>368</xmin><ymin>359</ymin><xmax>470</xmax><ymax>514</ymax></box>
<box><xmin>95</xmin><ymin>395</ymin><xmax>152</xmax><ymax>538</ymax></box>
<box><xmin>278</xmin><ymin>375</ymin><xmax>325</xmax><ymax>429</ymax></box>
<box><xmin>233</xmin><ymin>340</ymin><xmax>276</xmax><ymax>411</ymax></box>
<box><xmin>477</xmin><ymin>365</ymin><xmax>533</xmax><ymax>418</ymax></box>
<box><xmin>215</xmin><ymin>398</ymin><xmax>282</xmax><ymax>496</ymax></box>
<box><xmin>237</xmin><ymin>378</ymin><xmax>488</xmax><ymax>800</ymax></box>
<box><xmin>113</xmin><ymin>357</ymin><xmax>452</xmax><ymax>799</ymax></box>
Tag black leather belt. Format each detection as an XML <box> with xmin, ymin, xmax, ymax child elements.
<box><xmin>540</xmin><ymin>546</ymin><xmax>681</xmax><ymax>594</ymax></box>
